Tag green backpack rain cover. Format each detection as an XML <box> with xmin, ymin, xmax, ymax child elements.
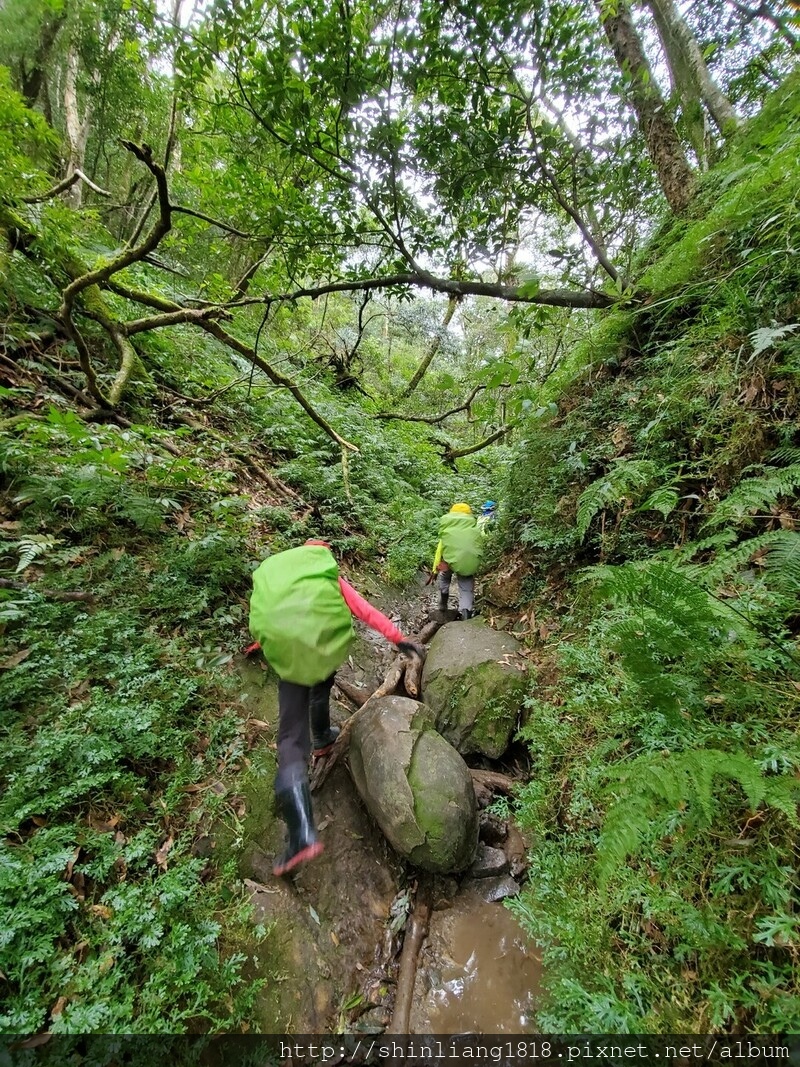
<box><xmin>438</xmin><ymin>512</ymin><xmax>483</xmax><ymax>576</ymax></box>
<box><xmin>249</xmin><ymin>544</ymin><xmax>355</xmax><ymax>686</ymax></box>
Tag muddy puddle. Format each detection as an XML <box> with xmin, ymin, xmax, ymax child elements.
<box><xmin>230</xmin><ymin>572</ymin><xmax>541</xmax><ymax>1034</ymax></box>
<box><xmin>410</xmin><ymin>891</ymin><xmax>542</xmax><ymax>1033</ymax></box>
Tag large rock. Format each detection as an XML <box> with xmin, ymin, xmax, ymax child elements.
<box><xmin>349</xmin><ymin>696</ymin><xmax>478</xmax><ymax>874</ymax></box>
<box><xmin>421</xmin><ymin>619</ymin><xmax>528</xmax><ymax>758</ymax></box>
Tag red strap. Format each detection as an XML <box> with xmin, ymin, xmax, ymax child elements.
<box><xmin>244</xmin><ymin>641</ymin><xmax>261</xmax><ymax>655</ymax></box>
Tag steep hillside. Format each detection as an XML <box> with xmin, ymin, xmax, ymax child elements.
<box><xmin>501</xmin><ymin>73</ymin><xmax>800</xmax><ymax>1033</ymax></box>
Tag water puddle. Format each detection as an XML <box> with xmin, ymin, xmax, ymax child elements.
<box><xmin>411</xmin><ymin>890</ymin><xmax>542</xmax><ymax>1034</ymax></box>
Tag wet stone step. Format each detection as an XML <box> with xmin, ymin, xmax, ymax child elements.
<box><xmin>468</xmin><ymin>842</ymin><xmax>510</xmax><ymax>878</ymax></box>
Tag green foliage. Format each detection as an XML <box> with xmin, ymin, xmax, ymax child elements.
<box><xmin>706</xmin><ymin>463</ymin><xmax>800</xmax><ymax>529</ymax></box>
<box><xmin>0</xmin><ymin>569</ymin><xmax>271</xmax><ymax>1033</ymax></box>
<box><xmin>576</xmin><ymin>460</ymin><xmax>662</xmax><ymax>538</ymax></box>
<box><xmin>598</xmin><ymin>749</ymin><xmax>800</xmax><ymax>888</ymax></box>
<box><xmin>0</xmin><ymin>66</ymin><xmax>56</xmax><ymax>202</ymax></box>
<box><xmin>503</xmin><ymin>77</ymin><xmax>800</xmax><ymax>1033</ymax></box>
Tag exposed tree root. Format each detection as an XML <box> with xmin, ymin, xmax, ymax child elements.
<box><xmin>386</xmin><ymin>874</ymin><xmax>433</xmax><ymax>1034</ymax></box>
<box><xmin>470</xmin><ymin>768</ymin><xmax>519</xmax><ymax>795</ymax></box>
<box><xmin>311</xmin><ymin>616</ymin><xmax>443</xmax><ymax>790</ymax></box>
<box><xmin>332</xmin><ymin>678</ymin><xmax>371</xmax><ymax>708</ymax></box>
<box><xmin>471</xmin><ymin>768</ymin><xmax>520</xmax><ymax>807</ymax></box>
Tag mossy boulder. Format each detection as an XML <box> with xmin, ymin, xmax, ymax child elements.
<box><xmin>421</xmin><ymin>619</ymin><xmax>528</xmax><ymax>758</ymax></box>
<box><xmin>349</xmin><ymin>696</ymin><xmax>478</xmax><ymax>874</ymax></box>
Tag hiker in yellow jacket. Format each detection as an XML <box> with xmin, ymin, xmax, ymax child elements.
<box><xmin>432</xmin><ymin>503</ymin><xmax>483</xmax><ymax>620</ymax></box>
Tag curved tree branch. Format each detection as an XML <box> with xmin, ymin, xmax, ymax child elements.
<box><xmin>376</xmin><ymin>384</ymin><xmax>504</xmax><ymax>424</ymax></box>
<box><xmin>443</xmin><ymin>423</ymin><xmax>518</xmax><ymax>463</ymax></box>
<box><xmin>259</xmin><ymin>272</ymin><xmax>615</xmax><ymax>310</ymax></box>
<box><xmin>105</xmin><ymin>281</ymin><xmax>358</xmax><ymax>452</ymax></box>
<box><xmin>22</xmin><ymin>169</ymin><xmax>111</xmax><ymax>205</ymax></box>
<box><xmin>401</xmin><ymin>294</ymin><xmax>459</xmax><ymax>398</ymax></box>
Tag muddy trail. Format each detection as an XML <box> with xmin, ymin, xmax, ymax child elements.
<box><xmin>232</xmin><ymin>573</ymin><xmax>542</xmax><ymax>1035</ymax></box>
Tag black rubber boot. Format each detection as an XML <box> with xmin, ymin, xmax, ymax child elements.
<box><xmin>310</xmin><ymin>690</ymin><xmax>340</xmax><ymax>757</ymax></box>
<box><xmin>273</xmin><ymin>770</ymin><xmax>323</xmax><ymax>877</ymax></box>
<box><xmin>460</xmin><ymin>608</ymin><xmax>476</xmax><ymax>621</ymax></box>
<box><xmin>438</xmin><ymin>590</ymin><xmax>449</xmax><ymax>612</ymax></box>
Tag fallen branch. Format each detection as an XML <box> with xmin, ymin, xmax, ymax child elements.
<box><xmin>371</xmin><ymin>656</ymin><xmax>406</xmax><ymax>700</ymax></box>
<box><xmin>386</xmin><ymin>875</ymin><xmax>433</xmax><ymax>1034</ymax></box>
<box><xmin>0</xmin><ymin>578</ymin><xmax>96</xmax><ymax>603</ymax></box>
<box><xmin>415</xmin><ymin>618</ymin><xmax>444</xmax><ymax>644</ymax></box>
<box><xmin>310</xmin><ymin>657</ymin><xmax>407</xmax><ymax>791</ymax></box>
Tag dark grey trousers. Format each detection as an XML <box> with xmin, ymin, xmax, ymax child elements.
<box><xmin>275</xmin><ymin>673</ymin><xmax>335</xmax><ymax>791</ymax></box>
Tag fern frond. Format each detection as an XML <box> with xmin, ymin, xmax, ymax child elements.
<box><xmin>705</xmin><ymin>464</ymin><xmax>800</xmax><ymax>529</ymax></box>
<box><xmin>14</xmin><ymin>535</ymin><xmax>62</xmax><ymax>573</ymax></box>
<box><xmin>698</xmin><ymin>530</ymin><xmax>800</xmax><ymax>593</ymax></box>
<box><xmin>576</xmin><ymin>459</ymin><xmax>660</xmax><ymax>538</ymax></box>
<box><xmin>761</xmin><ymin>530</ymin><xmax>800</xmax><ymax>595</ymax></box>
<box><xmin>770</xmin><ymin>447</ymin><xmax>800</xmax><ymax>466</ymax></box>
<box><xmin>598</xmin><ymin>750</ymin><xmax>799</xmax><ymax>886</ymax></box>
<box><xmin>639</xmin><ymin>486</ymin><xmax>679</xmax><ymax>518</ymax></box>
<box><xmin>670</xmin><ymin>529</ymin><xmax>738</xmax><ymax>564</ymax></box>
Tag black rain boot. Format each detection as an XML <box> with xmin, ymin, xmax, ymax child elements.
<box><xmin>309</xmin><ymin>689</ymin><xmax>340</xmax><ymax>758</ymax></box>
<box><xmin>438</xmin><ymin>589</ymin><xmax>449</xmax><ymax>612</ymax></box>
<box><xmin>273</xmin><ymin>770</ymin><xmax>323</xmax><ymax>877</ymax></box>
<box><xmin>460</xmin><ymin>608</ymin><xmax>476</xmax><ymax>621</ymax></box>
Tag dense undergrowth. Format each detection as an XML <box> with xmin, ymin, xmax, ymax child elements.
<box><xmin>0</xmin><ymin>343</ymin><xmax>495</xmax><ymax>1031</ymax></box>
<box><xmin>503</xmin><ymin>73</ymin><xmax>800</xmax><ymax>1033</ymax></box>
<box><xmin>0</xmin><ymin>154</ymin><xmax>498</xmax><ymax>1031</ymax></box>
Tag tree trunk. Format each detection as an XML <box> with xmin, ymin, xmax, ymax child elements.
<box><xmin>645</xmin><ymin>0</ymin><xmax>738</xmax><ymax>157</ymax></box>
<box><xmin>595</xmin><ymin>0</ymin><xmax>696</xmax><ymax>213</ymax></box>
<box><xmin>63</xmin><ymin>40</ymin><xmax>92</xmax><ymax>208</ymax></box>
<box><xmin>401</xmin><ymin>294</ymin><xmax>458</xmax><ymax>398</ymax></box>
<box><xmin>18</xmin><ymin>9</ymin><xmax>66</xmax><ymax>110</ymax></box>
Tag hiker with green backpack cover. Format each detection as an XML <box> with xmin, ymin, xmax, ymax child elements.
<box><xmin>249</xmin><ymin>539</ymin><xmax>423</xmax><ymax>876</ymax></box>
<box><xmin>431</xmin><ymin>502</ymin><xmax>483</xmax><ymax>620</ymax></box>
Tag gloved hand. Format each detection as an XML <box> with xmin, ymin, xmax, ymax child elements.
<box><xmin>424</xmin><ymin>571</ymin><xmax>435</xmax><ymax>586</ymax></box>
<box><xmin>397</xmin><ymin>640</ymin><xmax>425</xmax><ymax>659</ymax></box>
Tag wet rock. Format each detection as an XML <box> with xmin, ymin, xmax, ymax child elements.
<box><xmin>504</xmin><ymin>822</ymin><xmax>529</xmax><ymax>879</ymax></box>
<box><xmin>479</xmin><ymin>811</ymin><xmax>508</xmax><ymax>847</ymax></box>
<box><xmin>349</xmin><ymin>696</ymin><xmax>478</xmax><ymax>873</ymax></box>
<box><xmin>431</xmin><ymin>875</ymin><xmax>460</xmax><ymax>910</ymax></box>
<box><xmin>468</xmin><ymin>842</ymin><xmax>509</xmax><ymax>878</ymax></box>
<box><xmin>463</xmin><ymin>874</ymin><xmax>520</xmax><ymax>902</ymax></box>
<box><xmin>191</xmin><ymin>833</ymin><xmax>215</xmax><ymax>858</ymax></box>
<box><xmin>421</xmin><ymin>620</ymin><xmax>528</xmax><ymax>758</ymax></box>
<box><xmin>354</xmin><ymin>1005</ymin><xmax>390</xmax><ymax>1033</ymax></box>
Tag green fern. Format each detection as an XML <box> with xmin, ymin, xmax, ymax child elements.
<box><xmin>11</xmin><ymin>535</ymin><xmax>63</xmax><ymax>574</ymax></box>
<box><xmin>576</xmin><ymin>459</ymin><xmax>661</xmax><ymax>538</ymax></box>
<box><xmin>586</xmin><ymin>560</ymin><xmax>749</xmax><ymax>715</ymax></box>
<box><xmin>705</xmin><ymin>463</ymin><xmax>800</xmax><ymax>529</ymax></box>
<box><xmin>691</xmin><ymin>529</ymin><xmax>800</xmax><ymax>594</ymax></box>
<box><xmin>599</xmin><ymin>749</ymin><xmax>800</xmax><ymax>887</ymax></box>
<box><xmin>639</xmin><ymin>485</ymin><xmax>679</xmax><ymax>518</ymax></box>
<box><xmin>670</xmin><ymin>529</ymin><xmax>739</xmax><ymax>564</ymax></box>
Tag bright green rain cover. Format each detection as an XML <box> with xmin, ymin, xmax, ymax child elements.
<box><xmin>249</xmin><ymin>544</ymin><xmax>355</xmax><ymax>685</ymax></box>
<box><xmin>438</xmin><ymin>512</ymin><xmax>483</xmax><ymax>576</ymax></box>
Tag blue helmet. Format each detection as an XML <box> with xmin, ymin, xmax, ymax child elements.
<box><xmin>481</xmin><ymin>500</ymin><xmax>497</xmax><ymax>512</ymax></box>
